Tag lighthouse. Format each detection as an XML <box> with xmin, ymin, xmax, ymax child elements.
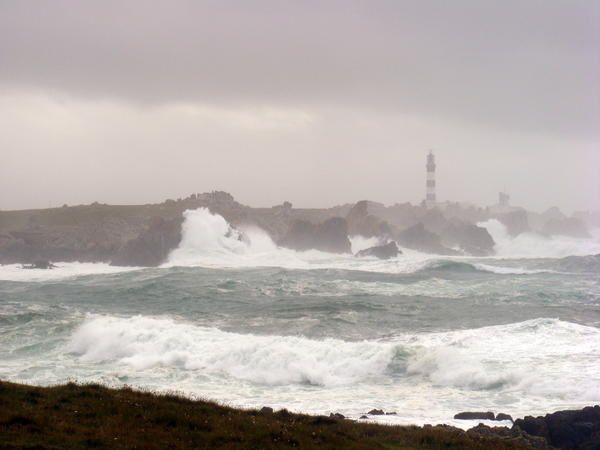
<box><xmin>425</xmin><ymin>151</ymin><xmax>436</xmax><ymax>208</ymax></box>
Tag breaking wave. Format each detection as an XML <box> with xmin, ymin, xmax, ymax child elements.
<box><xmin>479</xmin><ymin>219</ymin><xmax>600</xmax><ymax>258</ymax></box>
<box><xmin>67</xmin><ymin>315</ymin><xmax>600</xmax><ymax>400</ymax></box>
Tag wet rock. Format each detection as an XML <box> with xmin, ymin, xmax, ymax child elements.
<box><xmin>22</xmin><ymin>260</ymin><xmax>56</xmax><ymax>269</ymax></box>
<box><xmin>495</xmin><ymin>413</ymin><xmax>514</xmax><ymax>422</ymax></box>
<box><xmin>329</xmin><ymin>413</ymin><xmax>345</xmax><ymax>420</ymax></box>
<box><xmin>468</xmin><ymin>423</ymin><xmax>551</xmax><ymax>449</ymax></box>
<box><xmin>346</xmin><ymin>201</ymin><xmax>392</xmax><ymax>238</ymax></box>
<box><xmin>454</xmin><ymin>411</ymin><xmax>495</xmax><ymax>421</ymax></box>
<box><xmin>385</xmin><ymin>412</ymin><xmax>397</xmax><ymax>415</ymax></box>
<box><xmin>513</xmin><ymin>405</ymin><xmax>600</xmax><ymax>450</ymax></box>
<box><xmin>395</xmin><ymin>223</ymin><xmax>458</xmax><ymax>255</ymax></box>
<box><xmin>368</xmin><ymin>409</ymin><xmax>385</xmax><ymax>416</ymax></box>
<box><xmin>359</xmin><ymin>415</ymin><xmax>368</xmax><ymax>419</ymax></box>
<box><xmin>355</xmin><ymin>241</ymin><xmax>401</xmax><ymax>259</ymax></box>
<box><xmin>111</xmin><ymin>216</ymin><xmax>183</xmax><ymax>267</ymax></box>
<box><xmin>279</xmin><ymin>217</ymin><xmax>351</xmax><ymax>254</ymax></box>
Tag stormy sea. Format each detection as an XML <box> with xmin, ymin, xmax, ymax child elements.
<box><xmin>1</xmin><ymin>208</ymin><xmax>599</xmax><ymax>428</ymax></box>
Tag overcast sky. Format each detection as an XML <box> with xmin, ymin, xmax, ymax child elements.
<box><xmin>1</xmin><ymin>0</ymin><xmax>598</xmax><ymax>212</ymax></box>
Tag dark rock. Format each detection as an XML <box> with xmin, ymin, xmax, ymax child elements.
<box><xmin>279</xmin><ymin>217</ymin><xmax>351</xmax><ymax>253</ymax></box>
<box><xmin>495</xmin><ymin>413</ymin><xmax>514</xmax><ymax>422</ymax></box>
<box><xmin>346</xmin><ymin>201</ymin><xmax>393</xmax><ymax>238</ymax></box>
<box><xmin>368</xmin><ymin>409</ymin><xmax>385</xmax><ymax>415</ymax></box>
<box><xmin>513</xmin><ymin>405</ymin><xmax>600</xmax><ymax>450</ymax></box>
<box><xmin>542</xmin><ymin>217</ymin><xmax>590</xmax><ymax>238</ymax></box>
<box><xmin>385</xmin><ymin>412</ymin><xmax>397</xmax><ymax>415</ymax></box>
<box><xmin>359</xmin><ymin>415</ymin><xmax>368</xmax><ymax>419</ymax></box>
<box><xmin>441</xmin><ymin>221</ymin><xmax>495</xmax><ymax>256</ymax></box>
<box><xmin>454</xmin><ymin>411</ymin><xmax>495</xmax><ymax>421</ymax></box>
<box><xmin>111</xmin><ymin>216</ymin><xmax>183</xmax><ymax>267</ymax></box>
<box><xmin>329</xmin><ymin>413</ymin><xmax>345</xmax><ymax>420</ymax></box>
<box><xmin>395</xmin><ymin>223</ymin><xmax>459</xmax><ymax>255</ymax></box>
<box><xmin>356</xmin><ymin>241</ymin><xmax>401</xmax><ymax>259</ymax></box>
<box><xmin>259</xmin><ymin>406</ymin><xmax>273</xmax><ymax>414</ymax></box>
<box><xmin>468</xmin><ymin>423</ymin><xmax>551</xmax><ymax>449</ymax></box>
<box><xmin>21</xmin><ymin>260</ymin><xmax>56</xmax><ymax>269</ymax></box>
<box><xmin>496</xmin><ymin>210</ymin><xmax>530</xmax><ymax>236</ymax></box>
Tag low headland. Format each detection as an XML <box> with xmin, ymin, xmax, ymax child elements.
<box><xmin>1</xmin><ymin>381</ymin><xmax>598</xmax><ymax>449</ymax></box>
<box><xmin>1</xmin><ymin>191</ymin><xmax>596</xmax><ymax>267</ymax></box>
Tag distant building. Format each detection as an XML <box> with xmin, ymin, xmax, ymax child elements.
<box><xmin>425</xmin><ymin>151</ymin><xmax>436</xmax><ymax>208</ymax></box>
<box><xmin>499</xmin><ymin>192</ymin><xmax>510</xmax><ymax>207</ymax></box>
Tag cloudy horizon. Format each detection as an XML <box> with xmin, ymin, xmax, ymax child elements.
<box><xmin>1</xmin><ymin>0</ymin><xmax>598</xmax><ymax>213</ymax></box>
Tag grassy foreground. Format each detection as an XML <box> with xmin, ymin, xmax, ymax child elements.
<box><xmin>0</xmin><ymin>381</ymin><xmax>534</xmax><ymax>450</ymax></box>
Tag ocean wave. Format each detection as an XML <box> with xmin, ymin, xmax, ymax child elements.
<box><xmin>66</xmin><ymin>315</ymin><xmax>600</xmax><ymax>399</ymax></box>
<box><xmin>0</xmin><ymin>262</ymin><xmax>141</xmax><ymax>282</ymax></box>
<box><xmin>479</xmin><ymin>219</ymin><xmax>600</xmax><ymax>258</ymax></box>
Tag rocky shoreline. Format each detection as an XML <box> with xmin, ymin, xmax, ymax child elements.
<box><xmin>2</xmin><ymin>381</ymin><xmax>598</xmax><ymax>449</ymax></box>
<box><xmin>0</xmin><ymin>191</ymin><xmax>594</xmax><ymax>268</ymax></box>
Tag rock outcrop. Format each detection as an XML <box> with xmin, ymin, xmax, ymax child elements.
<box><xmin>496</xmin><ymin>210</ymin><xmax>530</xmax><ymax>236</ymax></box>
<box><xmin>395</xmin><ymin>223</ymin><xmax>459</xmax><ymax>255</ymax></box>
<box><xmin>454</xmin><ymin>412</ymin><xmax>496</xmax><ymax>421</ymax></box>
<box><xmin>542</xmin><ymin>217</ymin><xmax>590</xmax><ymax>238</ymax></box>
<box><xmin>346</xmin><ymin>201</ymin><xmax>392</xmax><ymax>238</ymax></box>
<box><xmin>356</xmin><ymin>241</ymin><xmax>401</xmax><ymax>259</ymax></box>
<box><xmin>111</xmin><ymin>216</ymin><xmax>183</xmax><ymax>266</ymax></box>
<box><xmin>279</xmin><ymin>217</ymin><xmax>351</xmax><ymax>254</ymax></box>
<box><xmin>441</xmin><ymin>221</ymin><xmax>495</xmax><ymax>256</ymax></box>
<box><xmin>513</xmin><ymin>405</ymin><xmax>600</xmax><ymax>450</ymax></box>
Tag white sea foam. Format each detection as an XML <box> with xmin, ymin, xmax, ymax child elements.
<box><xmin>0</xmin><ymin>262</ymin><xmax>140</xmax><ymax>282</ymax></box>
<box><xmin>66</xmin><ymin>315</ymin><xmax>600</xmax><ymax>402</ymax></box>
<box><xmin>479</xmin><ymin>219</ymin><xmax>600</xmax><ymax>258</ymax></box>
<box><xmin>165</xmin><ymin>208</ymin><xmax>433</xmax><ymax>273</ymax></box>
<box><xmin>68</xmin><ymin>315</ymin><xmax>396</xmax><ymax>386</ymax></box>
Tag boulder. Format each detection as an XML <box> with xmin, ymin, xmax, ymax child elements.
<box><xmin>395</xmin><ymin>223</ymin><xmax>459</xmax><ymax>255</ymax></box>
<box><xmin>496</xmin><ymin>210</ymin><xmax>530</xmax><ymax>236</ymax></box>
<box><xmin>21</xmin><ymin>260</ymin><xmax>56</xmax><ymax>269</ymax></box>
<box><xmin>368</xmin><ymin>409</ymin><xmax>385</xmax><ymax>415</ymax></box>
<box><xmin>454</xmin><ymin>411</ymin><xmax>496</xmax><ymax>421</ymax></box>
<box><xmin>259</xmin><ymin>406</ymin><xmax>274</xmax><ymax>414</ymax></box>
<box><xmin>513</xmin><ymin>405</ymin><xmax>600</xmax><ymax>450</ymax></box>
<box><xmin>346</xmin><ymin>201</ymin><xmax>392</xmax><ymax>238</ymax></box>
<box><xmin>495</xmin><ymin>413</ymin><xmax>514</xmax><ymax>422</ymax></box>
<box><xmin>542</xmin><ymin>217</ymin><xmax>590</xmax><ymax>238</ymax></box>
<box><xmin>441</xmin><ymin>221</ymin><xmax>495</xmax><ymax>256</ymax></box>
<box><xmin>329</xmin><ymin>413</ymin><xmax>345</xmax><ymax>420</ymax></box>
<box><xmin>279</xmin><ymin>217</ymin><xmax>351</xmax><ymax>253</ymax></box>
<box><xmin>111</xmin><ymin>216</ymin><xmax>183</xmax><ymax>267</ymax></box>
<box><xmin>356</xmin><ymin>241</ymin><xmax>401</xmax><ymax>259</ymax></box>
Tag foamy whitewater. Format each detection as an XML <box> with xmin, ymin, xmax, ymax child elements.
<box><xmin>1</xmin><ymin>208</ymin><xmax>599</xmax><ymax>428</ymax></box>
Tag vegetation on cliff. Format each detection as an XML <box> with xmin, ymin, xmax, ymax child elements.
<box><xmin>0</xmin><ymin>381</ymin><xmax>536</xmax><ymax>450</ymax></box>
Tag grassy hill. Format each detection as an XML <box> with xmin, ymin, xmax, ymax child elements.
<box><xmin>0</xmin><ymin>381</ymin><xmax>536</xmax><ymax>450</ymax></box>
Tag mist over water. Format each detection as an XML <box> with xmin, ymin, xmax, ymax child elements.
<box><xmin>1</xmin><ymin>208</ymin><xmax>599</xmax><ymax>427</ymax></box>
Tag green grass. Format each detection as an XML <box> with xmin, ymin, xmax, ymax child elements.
<box><xmin>0</xmin><ymin>381</ymin><xmax>536</xmax><ymax>450</ymax></box>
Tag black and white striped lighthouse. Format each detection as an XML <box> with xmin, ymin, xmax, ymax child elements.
<box><xmin>426</xmin><ymin>151</ymin><xmax>436</xmax><ymax>207</ymax></box>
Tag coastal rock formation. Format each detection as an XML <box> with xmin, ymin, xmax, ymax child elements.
<box><xmin>496</xmin><ymin>210</ymin><xmax>530</xmax><ymax>236</ymax></box>
<box><xmin>467</xmin><ymin>424</ymin><xmax>551</xmax><ymax>449</ymax></box>
<box><xmin>346</xmin><ymin>201</ymin><xmax>392</xmax><ymax>238</ymax></box>
<box><xmin>395</xmin><ymin>223</ymin><xmax>459</xmax><ymax>255</ymax></box>
<box><xmin>441</xmin><ymin>221</ymin><xmax>495</xmax><ymax>256</ymax></box>
<box><xmin>513</xmin><ymin>405</ymin><xmax>600</xmax><ymax>450</ymax></box>
<box><xmin>279</xmin><ymin>217</ymin><xmax>352</xmax><ymax>254</ymax></box>
<box><xmin>454</xmin><ymin>411</ymin><xmax>496</xmax><ymax>421</ymax></box>
<box><xmin>541</xmin><ymin>217</ymin><xmax>590</xmax><ymax>238</ymax></box>
<box><xmin>356</xmin><ymin>241</ymin><xmax>401</xmax><ymax>259</ymax></box>
<box><xmin>111</xmin><ymin>216</ymin><xmax>183</xmax><ymax>267</ymax></box>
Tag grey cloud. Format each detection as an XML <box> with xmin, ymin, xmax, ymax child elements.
<box><xmin>1</xmin><ymin>0</ymin><xmax>598</xmax><ymax>138</ymax></box>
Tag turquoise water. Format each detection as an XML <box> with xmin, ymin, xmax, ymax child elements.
<box><xmin>1</xmin><ymin>209</ymin><xmax>599</xmax><ymax>427</ymax></box>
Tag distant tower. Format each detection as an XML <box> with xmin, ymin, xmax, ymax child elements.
<box><xmin>426</xmin><ymin>151</ymin><xmax>436</xmax><ymax>207</ymax></box>
<box><xmin>499</xmin><ymin>192</ymin><xmax>510</xmax><ymax>207</ymax></box>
